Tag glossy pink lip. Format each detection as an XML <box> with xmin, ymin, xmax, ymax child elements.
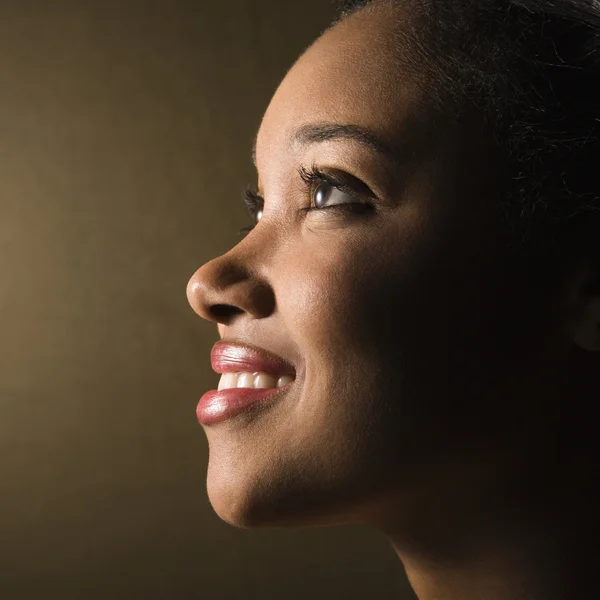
<box><xmin>196</xmin><ymin>341</ymin><xmax>297</xmax><ymax>426</ymax></box>
<box><xmin>210</xmin><ymin>340</ymin><xmax>296</xmax><ymax>379</ymax></box>
<box><xmin>196</xmin><ymin>385</ymin><xmax>293</xmax><ymax>426</ymax></box>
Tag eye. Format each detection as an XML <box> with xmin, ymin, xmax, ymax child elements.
<box><xmin>239</xmin><ymin>165</ymin><xmax>375</xmax><ymax>238</ymax></box>
<box><xmin>298</xmin><ymin>164</ymin><xmax>373</xmax><ymax>214</ymax></box>
<box><xmin>313</xmin><ymin>181</ymin><xmax>356</xmax><ymax>209</ymax></box>
<box><xmin>238</xmin><ymin>187</ymin><xmax>264</xmax><ymax>237</ymax></box>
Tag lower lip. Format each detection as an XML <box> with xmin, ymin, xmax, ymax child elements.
<box><xmin>196</xmin><ymin>383</ymin><xmax>292</xmax><ymax>426</ymax></box>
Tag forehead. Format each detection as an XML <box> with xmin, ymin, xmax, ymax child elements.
<box><xmin>254</xmin><ymin>4</ymin><xmax>430</xmax><ymax>172</ymax></box>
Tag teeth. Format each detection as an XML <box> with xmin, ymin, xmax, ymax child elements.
<box><xmin>236</xmin><ymin>372</ymin><xmax>256</xmax><ymax>388</ymax></box>
<box><xmin>217</xmin><ymin>372</ymin><xmax>237</xmax><ymax>391</ymax></box>
<box><xmin>276</xmin><ymin>375</ymin><xmax>294</xmax><ymax>387</ymax></box>
<box><xmin>217</xmin><ymin>371</ymin><xmax>295</xmax><ymax>391</ymax></box>
<box><xmin>255</xmin><ymin>373</ymin><xmax>277</xmax><ymax>388</ymax></box>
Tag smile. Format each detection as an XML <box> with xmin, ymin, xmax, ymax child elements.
<box><xmin>218</xmin><ymin>371</ymin><xmax>295</xmax><ymax>391</ymax></box>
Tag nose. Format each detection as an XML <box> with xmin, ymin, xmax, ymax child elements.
<box><xmin>186</xmin><ymin>251</ymin><xmax>276</xmax><ymax>328</ymax></box>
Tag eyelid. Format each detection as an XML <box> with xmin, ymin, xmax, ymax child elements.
<box><xmin>298</xmin><ymin>164</ymin><xmax>377</xmax><ymax>202</ymax></box>
<box><xmin>238</xmin><ymin>165</ymin><xmax>375</xmax><ymax>238</ymax></box>
<box><xmin>242</xmin><ymin>169</ymin><xmax>367</xmax><ymax>220</ymax></box>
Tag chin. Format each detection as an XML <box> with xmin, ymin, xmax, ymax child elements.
<box><xmin>209</xmin><ymin>503</ymin><xmax>261</xmax><ymax>529</ymax></box>
<box><xmin>204</xmin><ymin>464</ymin><xmax>256</xmax><ymax>528</ymax></box>
<box><xmin>206</xmin><ymin>461</ymin><xmax>376</xmax><ymax>531</ymax></box>
<box><xmin>205</xmin><ymin>460</ymin><xmax>292</xmax><ymax>529</ymax></box>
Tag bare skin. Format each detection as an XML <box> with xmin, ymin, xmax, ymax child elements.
<box><xmin>187</xmin><ymin>2</ymin><xmax>600</xmax><ymax>599</ymax></box>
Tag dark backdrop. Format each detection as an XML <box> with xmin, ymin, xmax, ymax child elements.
<box><xmin>0</xmin><ymin>1</ymin><xmax>416</xmax><ymax>598</ymax></box>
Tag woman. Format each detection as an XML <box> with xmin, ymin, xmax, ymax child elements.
<box><xmin>186</xmin><ymin>1</ymin><xmax>600</xmax><ymax>598</ymax></box>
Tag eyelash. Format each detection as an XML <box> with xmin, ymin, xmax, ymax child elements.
<box><xmin>238</xmin><ymin>165</ymin><xmax>371</xmax><ymax>237</ymax></box>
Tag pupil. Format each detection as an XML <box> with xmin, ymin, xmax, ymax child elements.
<box><xmin>315</xmin><ymin>183</ymin><xmax>329</xmax><ymax>208</ymax></box>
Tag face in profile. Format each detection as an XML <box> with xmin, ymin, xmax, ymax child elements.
<box><xmin>186</xmin><ymin>2</ymin><xmax>583</xmax><ymax>533</ymax></box>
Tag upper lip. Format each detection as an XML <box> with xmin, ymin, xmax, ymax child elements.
<box><xmin>210</xmin><ymin>340</ymin><xmax>296</xmax><ymax>379</ymax></box>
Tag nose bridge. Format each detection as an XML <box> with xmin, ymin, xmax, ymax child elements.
<box><xmin>186</xmin><ymin>240</ymin><xmax>276</xmax><ymax>325</ymax></box>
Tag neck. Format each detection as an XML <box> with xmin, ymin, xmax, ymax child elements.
<box><xmin>380</xmin><ymin>443</ymin><xmax>599</xmax><ymax>600</ymax></box>
<box><xmin>368</xmin><ymin>351</ymin><xmax>600</xmax><ymax>600</ymax></box>
<box><xmin>378</xmin><ymin>422</ymin><xmax>600</xmax><ymax>600</ymax></box>
<box><xmin>394</xmin><ymin>512</ymin><xmax>598</xmax><ymax>600</ymax></box>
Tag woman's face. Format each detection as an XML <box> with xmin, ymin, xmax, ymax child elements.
<box><xmin>186</xmin><ymin>3</ymin><xmax>572</xmax><ymax>530</ymax></box>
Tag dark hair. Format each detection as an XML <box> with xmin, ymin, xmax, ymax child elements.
<box><xmin>331</xmin><ymin>0</ymin><xmax>600</xmax><ymax>255</ymax></box>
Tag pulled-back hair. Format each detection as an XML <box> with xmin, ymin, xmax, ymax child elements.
<box><xmin>331</xmin><ymin>0</ymin><xmax>600</xmax><ymax>254</ymax></box>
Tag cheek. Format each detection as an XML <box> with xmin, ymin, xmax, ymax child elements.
<box><xmin>276</xmin><ymin>216</ymin><xmax>556</xmax><ymax>459</ymax></box>
<box><xmin>266</xmin><ymin>233</ymin><xmax>435</xmax><ymax>512</ymax></box>
<box><xmin>276</xmin><ymin>221</ymin><xmax>423</xmax><ymax>374</ymax></box>
<box><xmin>277</xmin><ymin>233</ymin><xmax>392</xmax><ymax>370</ymax></box>
<box><xmin>274</xmin><ymin>231</ymin><xmax>409</xmax><ymax>451</ymax></box>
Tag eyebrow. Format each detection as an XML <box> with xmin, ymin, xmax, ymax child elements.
<box><xmin>251</xmin><ymin>122</ymin><xmax>398</xmax><ymax>166</ymax></box>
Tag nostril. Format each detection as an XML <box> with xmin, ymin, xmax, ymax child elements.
<box><xmin>211</xmin><ymin>304</ymin><xmax>244</xmax><ymax>321</ymax></box>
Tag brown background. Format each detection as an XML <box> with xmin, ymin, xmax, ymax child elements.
<box><xmin>0</xmin><ymin>1</ymin><xmax>416</xmax><ymax>598</ymax></box>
